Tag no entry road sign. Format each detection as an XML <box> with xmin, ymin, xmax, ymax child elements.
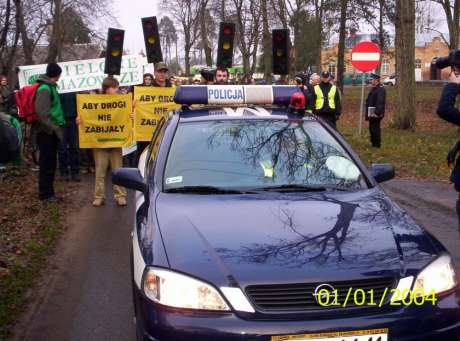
<box><xmin>351</xmin><ymin>41</ymin><xmax>381</xmax><ymax>72</ymax></box>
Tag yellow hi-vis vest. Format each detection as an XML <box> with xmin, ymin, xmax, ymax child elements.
<box><xmin>314</xmin><ymin>84</ymin><xmax>337</xmax><ymax>110</ymax></box>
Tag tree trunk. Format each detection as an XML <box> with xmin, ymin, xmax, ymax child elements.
<box><xmin>336</xmin><ymin>0</ymin><xmax>347</xmax><ymax>93</ymax></box>
<box><xmin>185</xmin><ymin>45</ymin><xmax>191</xmax><ymax>76</ymax></box>
<box><xmin>375</xmin><ymin>0</ymin><xmax>385</xmax><ymax>75</ymax></box>
<box><xmin>440</xmin><ymin>0</ymin><xmax>460</xmax><ymax>49</ymax></box>
<box><xmin>47</xmin><ymin>0</ymin><xmax>63</xmax><ymax>62</ymax></box>
<box><xmin>314</xmin><ymin>0</ymin><xmax>323</xmax><ymax>72</ymax></box>
<box><xmin>261</xmin><ymin>0</ymin><xmax>271</xmax><ymax>84</ymax></box>
<box><xmin>0</xmin><ymin>0</ymin><xmax>11</xmax><ymax>49</ymax></box>
<box><xmin>278</xmin><ymin>0</ymin><xmax>288</xmax><ymax>29</ymax></box>
<box><xmin>13</xmin><ymin>0</ymin><xmax>34</xmax><ymax>64</ymax></box>
<box><xmin>221</xmin><ymin>0</ymin><xmax>225</xmax><ymax>21</ymax></box>
<box><xmin>251</xmin><ymin>37</ymin><xmax>259</xmax><ymax>73</ymax></box>
<box><xmin>395</xmin><ymin>0</ymin><xmax>416</xmax><ymax>129</ymax></box>
<box><xmin>199</xmin><ymin>3</ymin><xmax>212</xmax><ymax>67</ymax></box>
<box><xmin>175</xmin><ymin>40</ymin><xmax>178</xmax><ymax>64</ymax></box>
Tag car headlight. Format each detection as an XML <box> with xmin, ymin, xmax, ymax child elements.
<box><xmin>142</xmin><ymin>267</ymin><xmax>230</xmax><ymax>311</ymax></box>
<box><xmin>413</xmin><ymin>254</ymin><xmax>458</xmax><ymax>295</ymax></box>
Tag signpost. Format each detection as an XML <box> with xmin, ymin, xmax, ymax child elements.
<box><xmin>351</xmin><ymin>41</ymin><xmax>382</xmax><ymax>135</ymax></box>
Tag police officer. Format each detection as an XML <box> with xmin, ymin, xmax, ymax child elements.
<box><xmin>437</xmin><ymin>71</ymin><xmax>460</xmax><ymax>231</ymax></box>
<box><xmin>313</xmin><ymin>71</ymin><xmax>341</xmax><ymax>128</ymax></box>
<box><xmin>365</xmin><ymin>73</ymin><xmax>386</xmax><ymax>148</ymax></box>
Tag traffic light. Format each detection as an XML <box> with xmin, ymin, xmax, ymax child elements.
<box><xmin>104</xmin><ymin>28</ymin><xmax>125</xmax><ymax>75</ymax></box>
<box><xmin>142</xmin><ymin>16</ymin><xmax>163</xmax><ymax>64</ymax></box>
<box><xmin>272</xmin><ymin>29</ymin><xmax>290</xmax><ymax>75</ymax></box>
<box><xmin>216</xmin><ymin>22</ymin><xmax>235</xmax><ymax>68</ymax></box>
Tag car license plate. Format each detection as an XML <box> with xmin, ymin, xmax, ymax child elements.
<box><xmin>271</xmin><ymin>328</ymin><xmax>388</xmax><ymax>341</ymax></box>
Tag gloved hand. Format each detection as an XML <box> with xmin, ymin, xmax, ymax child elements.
<box><xmin>447</xmin><ymin>138</ymin><xmax>460</xmax><ymax>167</ymax></box>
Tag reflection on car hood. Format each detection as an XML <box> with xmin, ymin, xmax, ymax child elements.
<box><xmin>155</xmin><ymin>188</ymin><xmax>438</xmax><ymax>288</ymax></box>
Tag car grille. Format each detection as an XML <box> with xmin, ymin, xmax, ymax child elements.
<box><xmin>245</xmin><ymin>277</ymin><xmax>396</xmax><ymax>312</ymax></box>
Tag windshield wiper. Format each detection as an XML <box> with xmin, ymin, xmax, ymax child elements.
<box><xmin>252</xmin><ymin>184</ymin><xmax>350</xmax><ymax>192</ymax></box>
<box><xmin>164</xmin><ymin>185</ymin><xmax>255</xmax><ymax>194</ymax></box>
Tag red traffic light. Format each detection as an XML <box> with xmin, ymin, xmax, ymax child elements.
<box><xmin>112</xmin><ymin>34</ymin><xmax>123</xmax><ymax>42</ymax></box>
<box><xmin>274</xmin><ymin>32</ymin><xmax>285</xmax><ymax>42</ymax></box>
<box><xmin>223</xmin><ymin>26</ymin><xmax>233</xmax><ymax>35</ymax></box>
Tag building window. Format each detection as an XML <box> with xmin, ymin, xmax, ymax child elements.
<box><xmin>415</xmin><ymin>59</ymin><xmax>422</xmax><ymax>69</ymax></box>
<box><xmin>328</xmin><ymin>61</ymin><xmax>336</xmax><ymax>74</ymax></box>
<box><xmin>381</xmin><ymin>60</ymin><xmax>390</xmax><ymax>74</ymax></box>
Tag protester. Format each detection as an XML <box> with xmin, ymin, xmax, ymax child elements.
<box><xmin>152</xmin><ymin>62</ymin><xmax>172</xmax><ymax>87</ymax></box>
<box><xmin>135</xmin><ymin>62</ymin><xmax>172</xmax><ymax>163</ymax></box>
<box><xmin>33</xmin><ymin>63</ymin><xmax>66</xmax><ymax>203</ymax></box>
<box><xmin>142</xmin><ymin>73</ymin><xmax>154</xmax><ymax>86</ymax></box>
<box><xmin>365</xmin><ymin>73</ymin><xmax>386</xmax><ymax>148</ymax></box>
<box><xmin>214</xmin><ymin>67</ymin><xmax>229</xmax><ymax>85</ymax></box>
<box><xmin>192</xmin><ymin>75</ymin><xmax>201</xmax><ymax>84</ymax></box>
<box><xmin>0</xmin><ymin>113</ymin><xmax>20</xmax><ymax>164</ymax></box>
<box><xmin>58</xmin><ymin>92</ymin><xmax>80</xmax><ymax>181</ymax></box>
<box><xmin>313</xmin><ymin>71</ymin><xmax>341</xmax><ymax>129</ymax></box>
<box><xmin>76</xmin><ymin>77</ymin><xmax>129</xmax><ymax>207</ymax></box>
<box><xmin>0</xmin><ymin>75</ymin><xmax>13</xmax><ymax>114</ymax></box>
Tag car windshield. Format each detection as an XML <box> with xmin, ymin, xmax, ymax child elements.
<box><xmin>163</xmin><ymin>119</ymin><xmax>367</xmax><ymax>192</ymax></box>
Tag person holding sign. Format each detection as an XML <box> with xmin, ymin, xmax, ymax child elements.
<box><xmin>76</xmin><ymin>77</ymin><xmax>133</xmax><ymax>207</ymax></box>
<box><xmin>135</xmin><ymin>62</ymin><xmax>174</xmax><ymax>163</ymax></box>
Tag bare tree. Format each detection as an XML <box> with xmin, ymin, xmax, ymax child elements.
<box><xmin>261</xmin><ymin>0</ymin><xmax>272</xmax><ymax>83</ymax></box>
<box><xmin>395</xmin><ymin>0</ymin><xmax>416</xmax><ymax>129</ymax></box>
<box><xmin>160</xmin><ymin>16</ymin><xmax>178</xmax><ymax>64</ymax></box>
<box><xmin>232</xmin><ymin>0</ymin><xmax>261</xmax><ymax>73</ymax></box>
<box><xmin>163</xmin><ymin>0</ymin><xmax>201</xmax><ymax>75</ymax></box>
<box><xmin>431</xmin><ymin>0</ymin><xmax>460</xmax><ymax>49</ymax></box>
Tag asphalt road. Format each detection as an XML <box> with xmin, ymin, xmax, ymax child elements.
<box><xmin>12</xmin><ymin>177</ymin><xmax>460</xmax><ymax>341</ymax></box>
<box><xmin>15</xmin><ymin>178</ymin><xmax>136</xmax><ymax>341</ymax></box>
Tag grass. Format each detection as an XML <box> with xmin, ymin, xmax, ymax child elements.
<box><xmin>340</xmin><ymin>125</ymin><xmax>458</xmax><ymax>179</ymax></box>
<box><xmin>337</xmin><ymin>83</ymin><xmax>458</xmax><ymax>180</ymax></box>
<box><xmin>0</xmin><ymin>169</ymin><xmax>70</xmax><ymax>340</ymax></box>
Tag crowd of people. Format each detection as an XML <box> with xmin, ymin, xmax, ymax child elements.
<box><xmin>0</xmin><ymin>61</ymin><xmax>388</xmax><ymax>207</ymax></box>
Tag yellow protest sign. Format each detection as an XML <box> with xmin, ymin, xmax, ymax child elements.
<box><xmin>77</xmin><ymin>94</ymin><xmax>133</xmax><ymax>148</ymax></box>
<box><xmin>134</xmin><ymin>86</ymin><xmax>179</xmax><ymax>141</ymax></box>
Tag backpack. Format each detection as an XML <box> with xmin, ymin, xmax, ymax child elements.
<box><xmin>0</xmin><ymin>115</ymin><xmax>20</xmax><ymax>163</ymax></box>
<box><xmin>15</xmin><ymin>83</ymin><xmax>41</xmax><ymax>123</ymax></box>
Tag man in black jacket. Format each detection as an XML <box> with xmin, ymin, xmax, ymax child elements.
<box><xmin>437</xmin><ymin>71</ymin><xmax>460</xmax><ymax>231</ymax></box>
<box><xmin>365</xmin><ymin>74</ymin><xmax>386</xmax><ymax>148</ymax></box>
<box><xmin>313</xmin><ymin>71</ymin><xmax>341</xmax><ymax>129</ymax></box>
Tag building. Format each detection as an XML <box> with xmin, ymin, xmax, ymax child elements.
<box><xmin>321</xmin><ymin>31</ymin><xmax>451</xmax><ymax>83</ymax></box>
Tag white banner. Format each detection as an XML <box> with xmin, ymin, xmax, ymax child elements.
<box><xmin>18</xmin><ymin>54</ymin><xmax>147</xmax><ymax>93</ymax></box>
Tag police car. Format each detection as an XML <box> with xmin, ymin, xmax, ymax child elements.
<box><xmin>113</xmin><ymin>85</ymin><xmax>460</xmax><ymax>341</ymax></box>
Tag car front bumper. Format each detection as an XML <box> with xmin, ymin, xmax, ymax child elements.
<box><xmin>134</xmin><ymin>286</ymin><xmax>460</xmax><ymax>341</ymax></box>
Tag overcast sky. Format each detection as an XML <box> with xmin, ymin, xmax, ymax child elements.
<box><xmin>112</xmin><ymin>0</ymin><xmax>160</xmax><ymax>55</ymax></box>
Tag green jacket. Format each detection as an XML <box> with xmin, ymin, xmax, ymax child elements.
<box><xmin>32</xmin><ymin>75</ymin><xmax>65</xmax><ymax>139</ymax></box>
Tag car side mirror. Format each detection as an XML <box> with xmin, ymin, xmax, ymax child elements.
<box><xmin>371</xmin><ymin>163</ymin><xmax>395</xmax><ymax>183</ymax></box>
<box><xmin>112</xmin><ymin>168</ymin><xmax>147</xmax><ymax>194</ymax></box>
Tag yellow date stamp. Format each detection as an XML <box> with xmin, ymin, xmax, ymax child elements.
<box><xmin>315</xmin><ymin>287</ymin><xmax>437</xmax><ymax>307</ymax></box>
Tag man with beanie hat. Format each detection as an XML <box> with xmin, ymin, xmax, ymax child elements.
<box><xmin>33</xmin><ymin>62</ymin><xmax>65</xmax><ymax>202</ymax></box>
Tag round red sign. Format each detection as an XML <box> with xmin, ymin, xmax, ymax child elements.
<box><xmin>351</xmin><ymin>41</ymin><xmax>382</xmax><ymax>72</ymax></box>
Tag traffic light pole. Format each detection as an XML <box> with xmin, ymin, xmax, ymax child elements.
<box><xmin>359</xmin><ymin>73</ymin><xmax>365</xmax><ymax>136</ymax></box>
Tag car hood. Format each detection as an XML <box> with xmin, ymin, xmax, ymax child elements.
<box><xmin>155</xmin><ymin>188</ymin><xmax>438</xmax><ymax>288</ymax></box>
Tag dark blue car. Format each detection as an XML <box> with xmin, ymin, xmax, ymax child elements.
<box><xmin>114</xmin><ymin>86</ymin><xmax>460</xmax><ymax>341</ymax></box>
